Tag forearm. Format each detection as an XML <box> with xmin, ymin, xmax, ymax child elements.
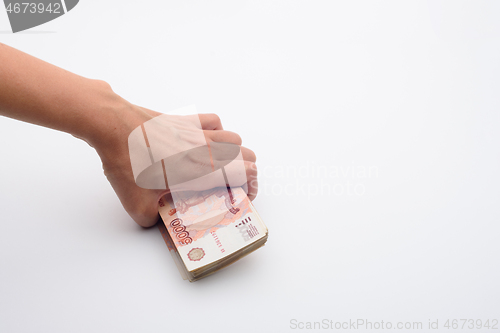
<box><xmin>0</xmin><ymin>42</ymin><xmax>131</xmax><ymax>148</ymax></box>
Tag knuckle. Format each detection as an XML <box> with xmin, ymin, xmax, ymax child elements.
<box><xmin>246</xmin><ymin>163</ymin><xmax>258</xmax><ymax>177</ymax></box>
<box><xmin>248</xmin><ymin>148</ymin><xmax>256</xmax><ymax>161</ymax></box>
<box><xmin>209</xmin><ymin>113</ymin><xmax>221</xmax><ymax>125</ymax></box>
<box><xmin>234</xmin><ymin>133</ymin><xmax>242</xmax><ymax>145</ymax></box>
<box><xmin>93</xmin><ymin>79</ymin><xmax>113</xmax><ymax>92</ymax></box>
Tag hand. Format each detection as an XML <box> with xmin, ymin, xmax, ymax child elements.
<box><xmin>90</xmin><ymin>100</ymin><xmax>258</xmax><ymax>228</ymax></box>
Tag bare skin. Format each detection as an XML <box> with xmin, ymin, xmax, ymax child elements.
<box><xmin>0</xmin><ymin>43</ymin><xmax>258</xmax><ymax>227</ymax></box>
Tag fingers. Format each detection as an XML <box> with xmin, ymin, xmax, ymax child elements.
<box><xmin>206</xmin><ymin>130</ymin><xmax>241</xmax><ymax>145</ymax></box>
<box><xmin>205</xmin><ymin>130</ymin><xmax>256</xmax><ymax>162</ymax></box>
<box><xmin>241</xmin><ymin>146</ymin><xmax>256</xmax><ymax>163</ymax></box>
<box><xmin>199</xmin><ymin>113</ymin><xmax>223</xmax><ymax>130</ymax></box>
<box><xmin>198</xmin><ymin>114</ymin><xmax>259</xmax><ymax>165</ymax></box>
<box><xmin>134</xmin><ymin>109</ymin><xmax>222</xmax><ymax>130</ymax></box>
<box><xmin>245</xmin><ymin>161</ymin><xmax>258</xmax><ymax>201</ymax></box>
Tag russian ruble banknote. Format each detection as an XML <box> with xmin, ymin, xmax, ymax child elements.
<box><xmin>158</xmin><ymin>186</ymin><xmax>268</xmax><ymax>282</ymax></box>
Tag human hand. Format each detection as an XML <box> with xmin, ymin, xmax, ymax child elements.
<box><xmin>90</xmin><ymin>100</ymin><xmax>258</xmax><ymax>228</ymax></box>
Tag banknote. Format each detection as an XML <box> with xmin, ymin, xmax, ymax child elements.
<box><xmin>158</xmin><ymin>186</ymin><xmax>268</xmax><ymax>281</ymax></box>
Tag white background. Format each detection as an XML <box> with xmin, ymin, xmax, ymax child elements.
<box><xmin>1</xmin><ymin>1</ymin><xmax>499</xmax><ymax>332</ymax></box>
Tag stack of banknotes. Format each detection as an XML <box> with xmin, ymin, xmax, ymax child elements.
<box><xmin>158</xmin><ymin>186</ymin><xmax>268</xmax><ymax>282</ymax></box>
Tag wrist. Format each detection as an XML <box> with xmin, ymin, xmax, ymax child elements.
<box><xmin>84</xmin><ymin>85</ymin><xmax>153</xmax><ymax>168</ymax></box>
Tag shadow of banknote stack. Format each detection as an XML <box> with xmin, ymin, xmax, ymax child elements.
<box><xmin>159</xmin><ymin>186</ymin><xmax>268</xmax><ymax>282</ymax></box>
